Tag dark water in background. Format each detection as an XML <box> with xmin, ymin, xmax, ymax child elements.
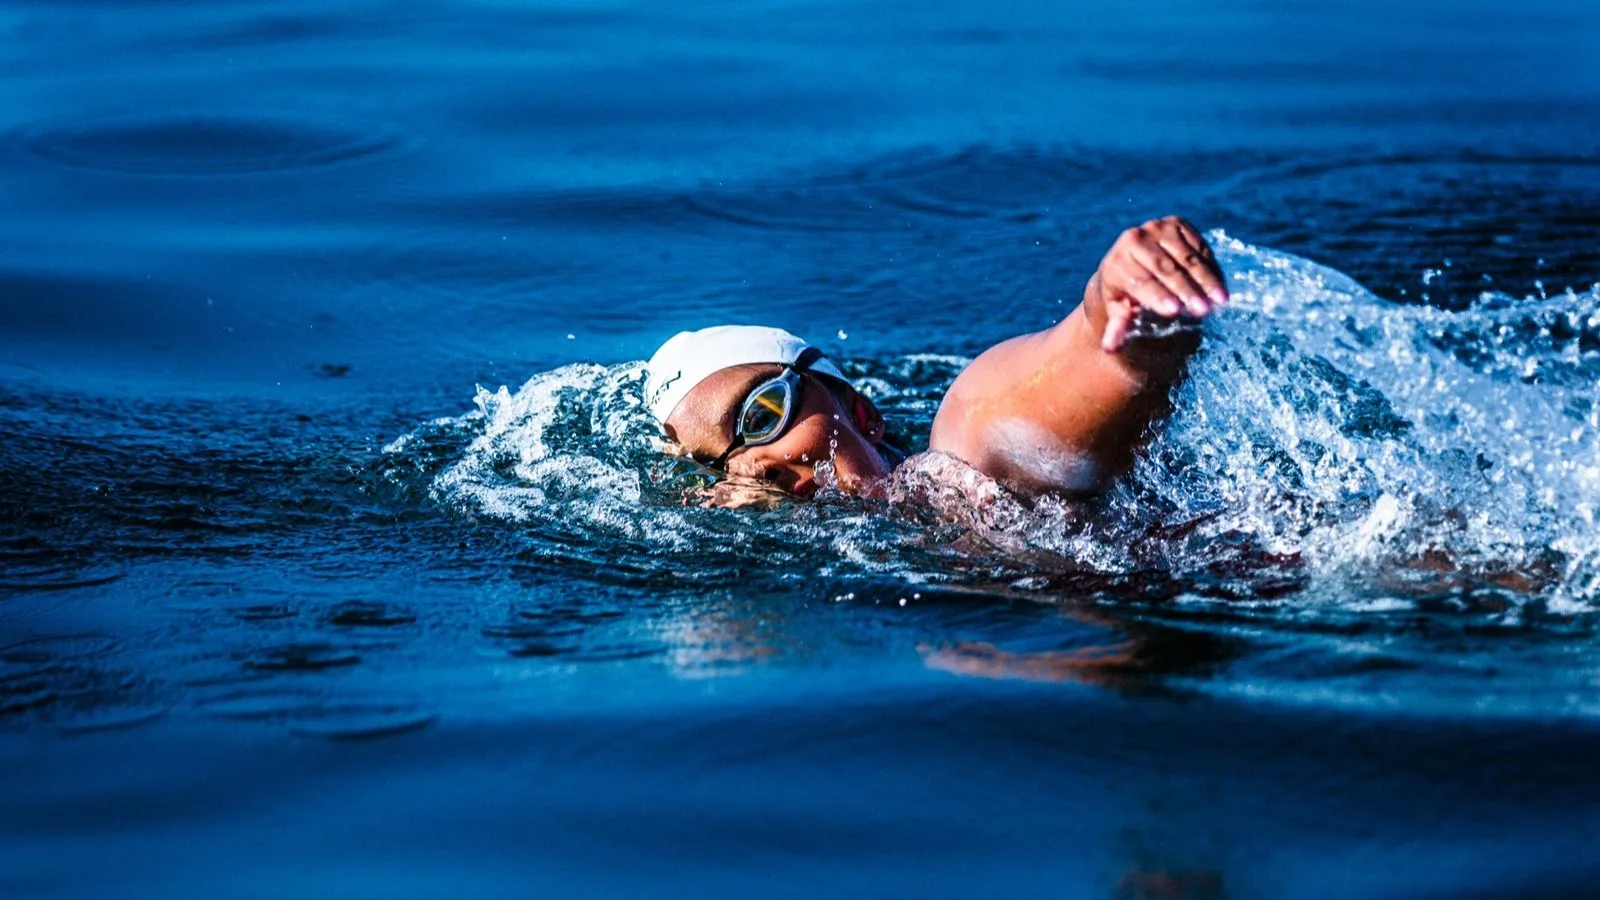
<box><xmin>5</xmin><ymin>1</ymin><xmax>1600</xmax><ymax>897</ymax></box>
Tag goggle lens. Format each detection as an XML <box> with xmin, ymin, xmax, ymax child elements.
<box><xmin>738</xmin><ymin>380</ymin><xmax>791</xmax><ymax>444</ymax></box>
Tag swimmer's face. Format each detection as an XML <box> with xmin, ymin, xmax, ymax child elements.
<box><xmin>663</xmin><ymin>364</ymin><xmax>891</xmax><ymax>497</ymax></box>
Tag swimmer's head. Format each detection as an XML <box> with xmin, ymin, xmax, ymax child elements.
<box><xmin>644</xmin><ymin>325</ymin><xmax>892</xmax><ymax>497</ymax></box>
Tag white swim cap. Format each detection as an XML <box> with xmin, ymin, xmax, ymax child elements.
<box><xmin>643</xmin><ymin>325</ymin><xmax>847</xmax><ymax>428</ymax></box>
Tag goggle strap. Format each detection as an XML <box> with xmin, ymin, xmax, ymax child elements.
<box><xmin>792</xmin><ymin>346</ymin><xmax>824</xmax><ymax>373</ymax></box>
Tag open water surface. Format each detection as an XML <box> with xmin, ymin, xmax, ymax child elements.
<box><xmin>4</xmin><ymin>1</ymin><xmax>1600</xmax><ymax>897</ymax></box>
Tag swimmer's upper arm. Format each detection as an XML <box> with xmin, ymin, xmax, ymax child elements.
<box><xmin>929</xmin><ymin>217</ymin><xmax>1221</xmax><ymax>494</ymax></box>
<box><xmin>928</xmin><ymin>303</ymin><xmax>1185</xmax><ymax>494</ymax></box>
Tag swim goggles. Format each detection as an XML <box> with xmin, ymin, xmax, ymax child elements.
<box><xmin>707</xmin><ymin>346</ymin><xmax>825</xmax><ymax>470</ymax></box>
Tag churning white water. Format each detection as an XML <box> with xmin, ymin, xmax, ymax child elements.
<box><xmin>400</xmin><ymin>235</ymin><xmax>1600</xmax><ymax>615</ymax></box>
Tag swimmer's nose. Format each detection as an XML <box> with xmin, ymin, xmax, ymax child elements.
<box><xmin>767</xmin><ymin>464</ymin><xmax>817</xmax><ymax>498</ymax></box>
<box><xmin>787</xmin><ymin>473</ymin><xmax>819</xmax><ymax>498</ymax></box>
<box><xmin>755</xmin><ymin>461</ymin><xmax>820</xmax><ymax>498</ymax></box>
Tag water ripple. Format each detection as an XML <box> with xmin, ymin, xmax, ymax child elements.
<box><xmin>241</xmin><ymin>642</ymin><xmax>362</xmax><ymax>672</ymax></box>
<box><xmin>13</xmin><ymin>112</ymin><xmax>410</xmax><ymax>175</ymax></box>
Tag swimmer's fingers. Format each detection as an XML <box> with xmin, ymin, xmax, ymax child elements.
<box><xmin>1164</xmin><ymin>218</ymin><xmax>1229</xmax><ymax>305</ymax></box>
<box><xmin>1102</xmin><ymin>299</ymin><xmax>1136</xmax><ymax>352</ymax></box>
<box><xmin>1128</xmin><ymin>235</ymin><xmax>1211</xmax><ymax>318</ymax></box>
<box><xmin>1105</xmin><ymin>256</ymin><xmax>1183</xmax><ymax>319</ymax></box>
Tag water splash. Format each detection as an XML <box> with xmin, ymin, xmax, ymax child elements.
<box><xmin>396</xmin><ymin>236</ymin><xmax>1600</xmax><ymax>615</ymax></box>
<box><xmin>1113</xmin><ymin>234</ymin><xmax>1600</xmax><ymax>612</ymax></box>
<box><xmin>399</xmin><ymin>360</ymin><xmax>967</xmax><ymax>586</ymax></box>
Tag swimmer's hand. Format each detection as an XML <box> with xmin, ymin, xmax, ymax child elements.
<box><xmin>1087</xmin><ymin>216</ymin><xmax>1228</xmax><ymax>354</ymax></box>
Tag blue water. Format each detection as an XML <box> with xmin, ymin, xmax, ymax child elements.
<box><xmin>5</xmin><ymin>1</ymin><xmax>1600</xmax><ymax>897</ymax></box>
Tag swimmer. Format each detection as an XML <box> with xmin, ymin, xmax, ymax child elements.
<box><xmin>643</xmin><ymin>216</ymin><xmax>1228</xmax><ymax>504</ymax></box>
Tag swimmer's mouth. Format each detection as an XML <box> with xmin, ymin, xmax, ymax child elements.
<box><xmin>790</xmin><ymin>476</ymin><xmax>817</xmax><ymax>498</ymax></box>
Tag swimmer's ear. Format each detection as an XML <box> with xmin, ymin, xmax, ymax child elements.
<box><xmin>849</xmin><ymin>392</ymin><xmax>886</xmax><ymax>444</ymax></box>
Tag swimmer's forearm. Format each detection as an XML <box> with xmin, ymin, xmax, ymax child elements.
<box><xmin>1010</xmin><ymin>308</ymin><xmax>1174</xmax><ymax>467</ymax></box>
<box><xmin>1076</xmin><ymin>274</ymin><xmax>1200</xmax><ymax>383</ymax></box>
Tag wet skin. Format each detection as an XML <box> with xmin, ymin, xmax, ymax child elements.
<box><xmin>666</xmin><ymin>216</ymin><xmax>1228</xmax><ymax>500</ymax></box>
<box><xmin>662</xmin><ymin>363</ymin><xmax>891</xmax><ymax>499</ymax></box>
<box><xmin>929</xmin><ymin>215</ymin><xmax>1227</xmax><ymax>493</ymax></box>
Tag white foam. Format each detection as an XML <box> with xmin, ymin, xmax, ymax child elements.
<box><xmin>391</xmin><ymin>235</ymin><xmax>1600</xmax><ymax>608</ymax></box>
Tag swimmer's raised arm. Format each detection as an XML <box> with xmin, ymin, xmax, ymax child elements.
<box><xmin>928</xmin><ymin>217</ymin><xmax>1226</xmax><ymax>494</ymax></box>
